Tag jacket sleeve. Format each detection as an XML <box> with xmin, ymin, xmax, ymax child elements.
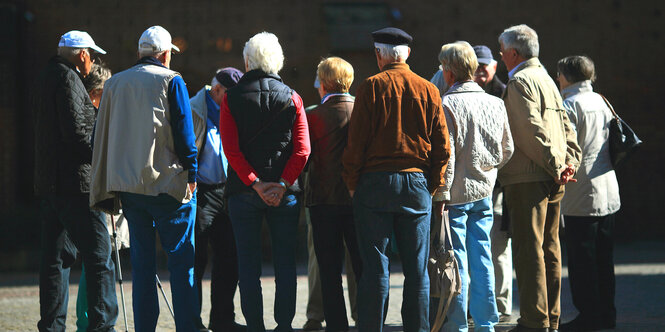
<box><xmin>498</xmin><ymin>104</ymin><xmax>514</xmax><ymax>169</ymax></box>
<box><xmin>342</xmin><ymin>80</ymin><xmax>373</xmax><ymax>191</ymax></box>
<box><xmin>279</xmin><ymin>92</ymin><xmax>311</xmax><ymax>186</ymax></box>
<box><xmin>55</xmin><ymin>72</ymin><xmax>94</xmax><ymax>160</ymax></box>
<box><xmin>433</xmin><ymin>104</ymin><xmax>454</xmax><ymax>201</ymax></box>
<box><xmin>503</xmin><ymin>78</ymin><xmax>565</xmax><ymax>179</ymax></box>
<box><xmin>220</xmin><ymin>93</ymin><xmax>259</xmax><ymax>186</ymax></box>
<box><xmin>168</xmin><ymin>75</ymin><xmax>198</xmax><ymax>183</ymax></box>
<box><xmin>562</xmin><ymin>105</ymin><xmax>582</xmax><ymax>168</ymax></box>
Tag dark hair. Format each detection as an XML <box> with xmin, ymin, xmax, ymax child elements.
<box><xmin>557</xmin><ymin>55</ymin><xmax>596</xmax><ymax>83</ymax></box>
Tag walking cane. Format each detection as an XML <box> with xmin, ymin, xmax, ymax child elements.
<box><xmin>156</xmin><ymin>274</ymin><xmax>175</xmax><ymax>320</ymax></box>
<box><xmin>110</xmin><ymin>215</ymin><xmax>130</xmax><ymax>332</ymax></box>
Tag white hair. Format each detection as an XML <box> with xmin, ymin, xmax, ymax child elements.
<box><xmin>243</xmin><ymin>32</ymin><xmax>284</xmax><ymax>74</ymax></box>
<box><xmin>498</xmin><ymin>24</ymin><xmax>539</xmax><ymax>58</ymax></box>
<box><xmin>138</xmin><ymin>49</ymin><xmax>167</xmax><ymax>59</ymax></box>
<box><xmin>374</xmin><ymin>42</ymin><xmax>410</xmax><ymax>62</ymax></box>
<box><xmin>57</xmin><ymin>47</ymin><xmax>88</xmax><ymax>58</ymax></box>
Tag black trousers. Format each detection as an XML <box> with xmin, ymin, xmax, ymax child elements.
<box><xmin>310</xmin><ymin>204</ymin><xmax>363</xmax><ymax>331</ymax></box>
<box><xmin>194</xmin><ymin>183</ymin><xmax>239</xmax><ymax>330</ymax></box>
<box><xmin>38</xmin><ymin>194</ymin><xmax>118</xmax><ymax>332</ymax></box>
<box><xmin>563</xmin><ymin>214</ymin><xmax>616</xmax><ymax>323</ymax></box>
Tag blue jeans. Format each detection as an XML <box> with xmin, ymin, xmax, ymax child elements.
<box><xmin>38</xmin><ymin>194</ymin><xmax>118</xmax><ymax>332</ymax></box>
<box><xmin>228</xmin><ymin>191</ymin><xmax>301</xmax><ymax>332</ymax></box>
<box><xmin>353</xmin><ymin>172</ymin><xmax>431</xmax><ymax>332</ymax></box>
<box><xmin>119</xmin><ymin>192</ymin><xmax>198</xmax><ymax>332</ymax></box>
<box><xmin>443</xmin><ymin>197</ymin><xmax>499</xmax><ymax>332</ymax></box>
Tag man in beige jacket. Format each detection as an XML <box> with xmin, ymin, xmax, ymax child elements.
<box><xmin>497</xmin><ymin>24</ymin><xmax>581</xmax><ymax>332</ymax></box>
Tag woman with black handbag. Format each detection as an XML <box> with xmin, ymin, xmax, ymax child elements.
<box><xmin>557</xmin><ymin>55</ymin><xmax>620</xmax><ymax>332</ymax></box>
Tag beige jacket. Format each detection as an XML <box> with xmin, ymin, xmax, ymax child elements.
<box><xmin>498</xmin><ymin>58</ymin><xmax>581</xmax><ymax>186</ymax></box>
<box><xmin>90</xmin><ymin>63</ymin><xmax>193</xmax><ymax>213</ymax></box>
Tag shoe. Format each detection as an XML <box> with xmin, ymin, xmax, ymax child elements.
<box><xmin>303</xmin><ymin>319</ymin><xmax>324</xmax><ymax>331</ymax></box>
<box><xmin>509</xmin><ymin>324</ymin><xmax>548</xmax><ymax>332</ymax></box>
<box><xmin>499</xmin><ymin>314</ymin><xmax>512</xmax><ymax>323</ymax></box>
<box><xmin>211</xmin><ymin>322</ymin><xmax>247</xmax><ymax>332</ymax></box>
<box><xmin>559</xmin><ymin>316</ymin><xmax>615</xmax><ymax>331</ymax></box>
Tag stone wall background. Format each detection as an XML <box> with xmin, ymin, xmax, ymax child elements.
<box><xmin>1</xmin><ymin>0</ymin><xmax>663</xmax><ymax>270</ymax></box>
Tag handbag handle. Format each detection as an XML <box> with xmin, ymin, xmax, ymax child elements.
<box><xmin>599</xmin><ymin>94</ymin><xmax>620</xmax><ymax>121</ymax></box>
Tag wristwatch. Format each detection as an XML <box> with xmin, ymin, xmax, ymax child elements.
<box><xmin>278</xmin><ymin>179</ymin><xmax>288</xmax><ymax>189</ymax></box>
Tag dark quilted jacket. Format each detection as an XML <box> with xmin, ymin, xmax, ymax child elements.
<box><xmin>33</xmin><ymin>56</ymin><xmax>96</xmax><ymax>195</ymax></box>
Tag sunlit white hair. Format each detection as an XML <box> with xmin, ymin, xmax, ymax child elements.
<box><xmin>374</xmin><ymin>42</ymin><xmax>410</xmax><ymax>62</ymax></box>
<box><xmin>498</xmin><ymin>24</ymin><xmax>539</xmax><ymax>58</ymax></box>
<box><xmin>243</xmin><ymin>32</ymin><xmax>284</xmax><ymax>74</ymax></box>
<box><xmin>57</xmin><ymin>47</ymin><xmax>88</xmax><ymax>58</ymax></box>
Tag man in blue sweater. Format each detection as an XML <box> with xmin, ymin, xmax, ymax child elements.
<box><xmin>90</xmin><ymin>26</ymin><xmax>200</xmax><ymax>332</ymax></box>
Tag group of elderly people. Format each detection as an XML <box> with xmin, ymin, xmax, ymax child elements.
<box><xmin>36</xmin><ymin>20</ymin><xmax>619</xmax><ymax>332</ymax></box>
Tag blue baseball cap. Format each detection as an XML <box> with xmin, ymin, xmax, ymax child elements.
<box><xmin>473</xmin><ymin>45</ymin><xmax>495</xmax><ymax>65</ymax></box>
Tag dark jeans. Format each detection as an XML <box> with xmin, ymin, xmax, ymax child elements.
<box><xmin>119</xmin><ymin>192</ymin><xmax>198</xmax><ymax>332</ymax></box>
<box><xmin>563</xmin><ymin>214</ymin><xmax>616</xmax><ymax>324</ymax></box>
<box><xmin>353</xmin><ymin>172</ymin><xmax>431</xmax><ymax>332</ymax></box>
<box><xmin>228</xmin><ymin>191</ymin><xmax>301</xmax><ymax>332</ymax></box>
<box><xmin>38</xmin><ymin>194</ymin><xmax>118</xmax><ymax>332</ymax></box>
<box><xmin>309</xmin><ymin>204</ymin><xmax>363</xmax><ymax>331</ymax></box>
<box><xmin>194</xmin><ymin>183</ymin><xmax>240</xmax><ymax>330</ymax></box>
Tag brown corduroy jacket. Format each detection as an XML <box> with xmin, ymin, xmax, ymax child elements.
<box><xmin>342</xmin><ymin>62</ymin><xmax>451</xmax><ymax>194</ymax></box>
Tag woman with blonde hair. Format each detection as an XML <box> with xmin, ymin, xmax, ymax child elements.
<box><xmin>435</xmin><ymin>41</ymin><xmax>514</xmax><ymax>332</ymax></box>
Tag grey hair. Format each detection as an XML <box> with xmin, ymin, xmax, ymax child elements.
<box><xmin>138</xmin><ymin>49</ymin><xmax>168</xmax><ymax>59</ymax></box>
<box><xmin>374</xmin><ymin>42</ymin><xmax>410</xmax><ymax>62</ymax></box>
<box><xmin>57</xmin><ymin>47</ymin><xmax>88</xmax><ymax>58</ymax></box>
<box><xmin>498</xmin><ymin>24</ymin><xmax>539</xmax><ymax>58</ymax></box>
<box><xmin>83</xmin><ymin>63</ymin><xmax>112</xmax><ymax>92</ymax></box>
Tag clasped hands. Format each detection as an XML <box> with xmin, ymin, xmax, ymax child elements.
<box><xmin>555</xmin><ymin>164</ymin><xmax>577</xmax><ymax>185</ymax></box>
<box><xmin>252</xmin><ymin>180</ymin><xmax>287</xmax><ymax>207</ymax></box>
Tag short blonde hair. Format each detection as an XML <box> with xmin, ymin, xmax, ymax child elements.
<box><xmin>243</xmin><ymin>32</ymin><xmax>284</xmax><ymax>74</ymax></box>
<box><xmin>438</xmin><ymin>41</ymin><xmax>478</xmax><ymax>82</ymax></box>
<box><xmin>317</xmin><ymin>57</ymin><xmax>354</xmax><ymax>93</ymax></box>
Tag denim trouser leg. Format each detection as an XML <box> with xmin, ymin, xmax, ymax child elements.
<box><xmin>354</xmin><ymin>172</ymin><xmax>431</xmax><ymax>332</ymax></box>
<box><xmin>443</xmin><ymin>197</ymin><xmax>498</xmax><ymax>332</ymax></box>
<box><xmin>229</xmin><ymin>192</ymin><xmax>300</xmax><ymax>332</ymax></box>
<box><xmin>39</xmin><ymin>194</ymin><xmax>118</xmax><ymax>332</ymax></box>
<box><xmin>121</xmin><ymin>192</ymin><xmax>198</xmax><ymax>332</ymax></box>
<box><xmin>266</xmin><ymin>195</ymin><xmax>300</xmax><ymax>332</ymax></box>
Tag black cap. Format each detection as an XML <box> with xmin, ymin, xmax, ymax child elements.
<box><xmin>473</xmin><ymin>45</ymin><xmax>495</xmax><ymax>65</ymax></box>
<box><xmin>371</xmin><ymin>27</ymin><xmax>412</xmax><ymax>45</ymax></box>
<box><xmin>215</xmin><ymin>67</ymin><xmax>243</xmax><ymax>88</ymax></box>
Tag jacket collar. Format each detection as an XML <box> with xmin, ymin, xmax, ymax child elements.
<box><xmin>51</xmin><ymin>55</ymin><xmax>84</xmax><ymax>80</ymax></box>
<box><xmin>135</xmin><ymin>56</ymin><xmax>167</xmax><ymax>68</ymax></box>
<box><xmin>381</xmin><ymin>62</ymin><xmax>410</xmax><ymax>72</ymax></box>
<box><xmin>444</xmin><ymin>80</ymin><xmax>485</xmax><ymax>95</ymax></box>
<box><xmin>322</xmin><ymin>94</ymin><xmax>355</xmax><ymax>105</ymax></box>
<box><xmin>561</xmin><ymin>80</ymin><xmax>593</xmax><ymax>99</ymax></box>
<box><xmin>237</xmin><ymin>69</ymin><xmax>282</xmax><ymax>84</ymax></box>
<box><xmin>511</xmin><ymin>57</ymin><xmax>542</xmax><ymax>77</ymax></box>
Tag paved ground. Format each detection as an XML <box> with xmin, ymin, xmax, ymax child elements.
<box><xmin>1</xmin><ymin>241</ymin><xmax>664</xmax><ymax>331</ymax></box>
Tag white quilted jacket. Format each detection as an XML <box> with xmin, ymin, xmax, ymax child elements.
<box><xmin>436</xmin><ymin>81</ymin><xmax>514</xmax><ymax>205</ymax></box>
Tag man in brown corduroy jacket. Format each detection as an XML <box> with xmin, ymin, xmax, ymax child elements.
<box><xmin>342</xmin><ymin>27</ymin><xmax>450</xmax><ymax>332</ymax></box>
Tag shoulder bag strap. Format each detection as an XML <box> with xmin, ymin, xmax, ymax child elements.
<box><xmin>599</xmin><ymin>94</ymin><xmax>619</xmax><ymax>121</ymax></box>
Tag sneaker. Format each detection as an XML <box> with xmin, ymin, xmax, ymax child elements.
<box><xmin>303</xmin><ymin>319</ymin><xmax>324</xmax><ymax>331</ymax></box>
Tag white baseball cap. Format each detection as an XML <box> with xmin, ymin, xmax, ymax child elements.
<box><xmin>58</xmin><ymin>30</ymin><xmax>106</xmax><ymax>54</ymax></box>
<box><xmin>138</xmin><ymin>26</ymin><xmax>180</xmax><ymax>53</ymax></box>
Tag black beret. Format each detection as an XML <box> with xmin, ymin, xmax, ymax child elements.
<box><xmin>371</xmin><ymin>27</ymin><xmax>413</xmax><ymax>45</ymax></box>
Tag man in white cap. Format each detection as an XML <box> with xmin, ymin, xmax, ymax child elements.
<box><xmin>33</xmin><ymin>30</ymin><xmax>118</xmax><ymax>331</ymax></box>
<box><xmin>90</xmin><ymin>26</ymin><xmax>202</xmax><ymax>332</ymax></box>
